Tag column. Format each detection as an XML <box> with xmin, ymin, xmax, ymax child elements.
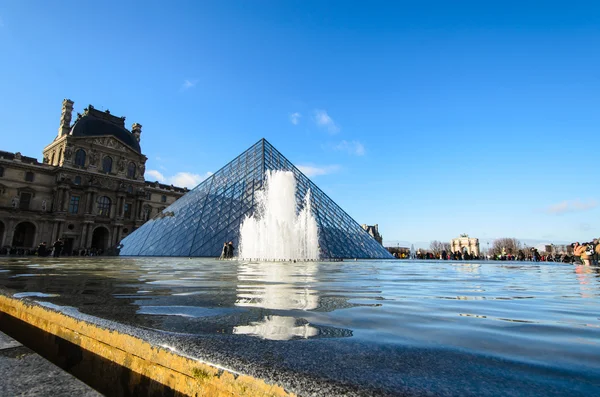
<box><xmin>62</xmin><ymin>189</ymin><xmax>70</xmax><ymax>212</ymax></box>
<box><xmin>89</xmin><ymin>191</ymin><xmax>97</xmax><ymax>214</ymax></box>
<box><xmin>80</xmin><ymin>224</ymin><xmax>89</xmax><ymax>249</ymax></box>
<box><xmin>4</xmin><ymin>219</ymin><xmax>16</xmax><ymax>247</ymax></box>
<box><xmin>56</xmin><ymin>221</ymin><xmax>64</xmax><ymax>240</ymax></box>
<box><xmin>137</xmin><ymin>199</ymin><xmax>144</xmax><ymax>220</ymax></box>
<box><xmin>84</xmin><ymin>192</ymin><xmax>92</xmax><ymax>214</ymax></box>
<box><xmin>51</xmin><ymin>222</ymin><xmax>59</xmax><ymax>242</ymax></box>
<box><xmin>115</xmin><ymin>226</ymin><xmax>122</xmax><ymax>245</ymax></box>
<box><xmin>86</xmin><ymin>226</ymin><xmax>94</xmax><ymax>248</ymax></box>
<box><xmin>112</xmin><ymin>225</ymin><xmax>118</xmax><ymax>246</ymax></box>
<box><xmin>117</xmin><ymin>196</ymin><xmax>125</xmax><ymax>218</ymax></box>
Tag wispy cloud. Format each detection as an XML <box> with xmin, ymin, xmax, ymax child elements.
<box><xmin>146</xmin><ymin>169</ymin><xmax>165</xmax><ymax>181</ymax></box>
<box><xmin>290</xmin><ymin>112</ymin><xmax>301</xmax><ymax>125</ymax></box>
<box><xmin>313</xmin><ymin>109</ymin><xmax>340</xmax><ymax>133</ymax></box>
<box><xmin>546</xmin><ymin>199</ymin><xmax>598</xmax><ymax>215</ymax></box>
<box><xmin>296</xmin><ymin>164</ymin><xmax>341</xmax><ymax>177</ymax></box>
<box><xmin>146</xmin><ymin>169</ymin><xmax>213</xmax><ymax>189</ymax></box>
<box><xmin>180</xmin><ymin>79</ymin><xmax>198</xmax><ymax>91</ymax></box>
<box><xmin>333</xmin><ymin>140</ymin><xmax>365</xmax><ymax>156</ymax></box>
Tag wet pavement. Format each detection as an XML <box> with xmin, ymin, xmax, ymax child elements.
<box><xmin>0</xmin><ymin>257</ymin><xmax>599</xmax><ymax>396</ymax></box>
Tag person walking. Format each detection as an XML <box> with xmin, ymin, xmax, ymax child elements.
<box><xmin>220</xmin><ymin>242</ymin><xmax>229</xmax><ymax>260</ymax></box>
<box><xmin>52</xmin><ymin>239</ymin><xmax>63</xmax><ymax>258</ymax></box>
<box><xmin>227</xmin><ymin>241</ymin><xmax>234</xmax><ymax>258</ymax></box>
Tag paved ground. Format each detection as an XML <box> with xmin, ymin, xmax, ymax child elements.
<box><xmin>0</xmin><ymin>331</ymin><xmax>101</xmax><ymax>397</ymax></box>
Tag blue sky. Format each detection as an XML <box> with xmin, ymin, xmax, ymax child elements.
<box><xmin>0</xmin><ymin>1</ymin><xmax>598</xmax><ymax>246</ymax></box>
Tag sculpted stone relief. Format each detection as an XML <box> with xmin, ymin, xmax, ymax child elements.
<box><xmin>89</xmin><ymin>149</ymin><xmax>99</xmax><ymax>166</ymax></box>
<box><xmin>118</xmin><ymin>157</ymin><xmax>127</xmax><ymax>172</ymax></box>
<box><xmin>64</xmin><ymin>144</ymin><xmax>73</xmax><ymax>161</ymax></box>
<box><xmin>93</xmin><ymin>137</ymin><xmax>127</xmax><ymax>152</ymax></box>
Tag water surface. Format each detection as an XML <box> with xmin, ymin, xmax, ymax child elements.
<box><xmin>0</xmin><ymin>258</ymin><xmax>598</xmax><ymax>396</ymax></box>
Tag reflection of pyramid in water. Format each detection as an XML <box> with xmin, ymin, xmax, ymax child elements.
<box><xmin>120</xmin><ymin>139</ymin><xmax>393</xmax><ymax>259</ymax></box>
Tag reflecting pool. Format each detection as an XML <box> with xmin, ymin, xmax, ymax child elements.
<box><xmin>0</xmin><ymin>258</ymin><xmax>599</xmax><ymax>396</ymax></box>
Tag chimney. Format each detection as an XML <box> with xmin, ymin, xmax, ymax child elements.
<box><xmin>132</xmin><ymin>123</ymin><xmax>142</xmax><ymax>142</ymax></box>
<box><xmin>58</xmin><ymin>99</ymin><xmax>74</xmax><ymax>137</ymax></box>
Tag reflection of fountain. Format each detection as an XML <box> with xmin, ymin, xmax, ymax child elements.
<box><xmin>239</xmin><ymin>171</ymin><xmax>319</xmax><ymax>261</ymax></box>
<box><xmin>233</xmin><ymin>261</ymin><xmax>319</xmax><ymax>340</ymax></box>
<box><xmin>233</xmin><ymin>316</ymin><xmax>318</xmax><ymax>340</ymax></box>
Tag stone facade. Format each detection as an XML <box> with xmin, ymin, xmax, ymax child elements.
<box><xmin>0</xmin><ymin>99</ymin><xmax>187</xmax><ymax>254</ymax></box>
<box><xmin>361</xmin><ymin>224</ymin><xmax>383</xmax><ymax>244</ymax></box>
<box><xmin>450</xmin><ymin>234</ymin><xmax>480</xmax><ymax>256</ymax></box>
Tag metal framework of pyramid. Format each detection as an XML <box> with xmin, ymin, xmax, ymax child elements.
<box><xmin>120</xmin><ymin>139</ymin><xmax>393</xmax><ymax>259</ymax></box>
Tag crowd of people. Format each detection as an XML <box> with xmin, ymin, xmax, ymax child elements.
<box><xmin>572</xmin><ymin>239</ymin><xmax>599</xmax><ymax>266</ymax></box>
<box><xmin>392</xmin><ymin>240</ymin><xmax>600</xmax><ymax>265</ymax></box>
<box><xmin>1</xmin><ymin>239</ymin><xmax>123</xmax><ymax>257</ymax></box>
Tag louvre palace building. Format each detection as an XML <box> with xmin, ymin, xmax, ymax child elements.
<box><xmin>0</xmin><ymin>99</ymin><xmax>187</xmax><ymax>255</ymax></box>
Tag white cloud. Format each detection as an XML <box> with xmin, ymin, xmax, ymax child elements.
<box><xmin>146</xmin><ymin>169</ymin><xmax>213</xmax><ymax>189</ymax></box>
<box><xmin>170</xmin><ymin>172</ymin><xmax>213</xmax><ymax>188</ymax></box>
<box><xmin>313</xmin><ymin>110</ymin><xmax>340</xmax><ymax>133</ymax></box>
<box><xmin>146</xmin><ymin>169</ymin><xmax>165</xmax><ymax>181</ymax></box>
<box><xmin>296</xmin><ymin>164</ymin><xmax>340</xmax><ymax>177</ymax></box>
<box><xmin>546</xmin><ymin>199</ymin><xmax>598</xmax><ymax>215</ymax></box>
<box><xmin>290</xmin><ymin>112</ymin><xmax>301</xmax><ymax>125</ymax></box>
<box><xmin>180</xmin><ymin>79</ymin><xmax>198</xmax><ymax>91</ymax></box>
<box><xmin>333</xmin><ymin>140</ymin><xmax>365</xmax><ymax>156</ymax></box>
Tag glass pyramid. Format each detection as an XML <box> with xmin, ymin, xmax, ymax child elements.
<box><xmin>120</xmin><ymin>139</ymin><xmax>393</xmax><ymax>259</ymax></box>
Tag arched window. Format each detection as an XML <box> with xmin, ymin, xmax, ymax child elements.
<box><xmin>102</xmin><ymin>156</ymin><xmax>113</xmax><ymax>173</ymax></box>
<box><xmin>74</xmin><ymin>149</ymin><xmax>86</xmax><ymax>167</ymax></box>
<box><xmin>97</xmin><ymin>196</ymin><xmax>112</xmax><ymax>217</ymax></box>
<box><xmin>127</xmin><ymin>162</ymin><xmax>136</xmax><ymax>179</ymax></box>
<box><xmin>58</xmin><ymin>148</ymin><xmax>63</xmax><ymax>164</ymax></box>
<box><xmin>51</xmin><ymin>152</ymin><xmax>55</xmax><ymax>165</ymax></box>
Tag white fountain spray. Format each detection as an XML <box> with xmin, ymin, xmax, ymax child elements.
<box><xmin>239</xmin><ymin>170</ymin><xmax>319</xmax><ymax>261</ymax></box>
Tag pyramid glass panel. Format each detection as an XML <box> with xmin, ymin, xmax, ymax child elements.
<box><xmin>120</xmin><ymin>139</ymin><xmax>392</xmax><ymax>259</ymax></box>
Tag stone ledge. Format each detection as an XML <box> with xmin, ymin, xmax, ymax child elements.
<box><xmin>0</xmin><ymin>295</ymin><xmax>295</xmax><ymax>397</ymax></box>
<box><xmin>0</xmin><ymin>330</ymin><xmax>101</xmax><ymax>397</ymax></box>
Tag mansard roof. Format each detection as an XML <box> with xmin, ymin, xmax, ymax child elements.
<box><xmin>69</xmin><ymin>105</ymin><xmax>141</xmax><ymax>153</ymax></box>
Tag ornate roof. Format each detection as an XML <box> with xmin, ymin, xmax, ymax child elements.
<box><xmin>69</xmin><ymin>105</ymin><xmax>141</xmax><ymax>153</ymax></box>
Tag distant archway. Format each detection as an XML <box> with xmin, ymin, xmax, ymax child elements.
<box><xmin>12</xmin><ymin>222</ymin><xmax>36</xmax><ymax>248</ymax></box>
<box><xmin>91</xmin><ymin>226</ymin><xmax>110</xmax><ymax>251</ymax></box>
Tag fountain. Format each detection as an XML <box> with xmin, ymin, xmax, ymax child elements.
<box><xmin>239</xmin><ymin>170</ymin><xmax>319</xmax><ymax>261</ymax></box>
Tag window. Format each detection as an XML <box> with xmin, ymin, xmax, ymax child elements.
<box><xmin>146</xmin><ymin>192</ymin><xmax>152</xmax><ymax>200</ymax></box>
<box><xmin>97</xmin><ymin>196</ymin><xmax>111</xmax><ymax>217</ymax></box>
<box><xmin>0</xmin><ymin>166</ymin><xmax>4</xmax><ymax>177</ymax></box>
<box><xmin>24</xmin><ymin>172</ymin><xmax>34</xmax><ymax>182</ymax></box>
<box><xmin>58</xmin><ymin>148</ymin><xmax>63</xmax><ymax>164</ymax></box>
<box><xmin>127</xmin><ymin>185</ymin><xmax>133</xmax><ymax>194</ymax></box>
<box><xmin>19</xmin><ymin>192</ymin><xmax>32</xmax><ymax>210</ymax></box>
<box><xmin>51</xmin><ymin>153</ymin><xmax>55</xmax><ymax>165</ymax></box>
<box><xmin>124</xmin><ymin>203</ymin><xmax>131</xmax><ymax>219</ymax></box>
<box><xmin>74</xmin><ymin>149</ymin><xmax>86</xmax><ymax>167</ymax></box>
<box><xmin>74</xmin><ymin>176</ymin><xmax>82</xmax><ymax>185</ymax></box>
<box><xmin>127</xmin><ymin>162</ymin><xmax>136</xmax><ymax>179</ymax></box>
<box><xmin>69</xmin><ymin>195</ymin><xmax>80</xmax><ymax>214</ymax></box>
<box><xmin>161</xmin><ymin>195</ymin><xmax>167</xmax><ymax>203</ymax></box>
<box><xmin>102</xmin><ymin>156</ymin><xmax>113</xmax><ymax>173</ymax></box>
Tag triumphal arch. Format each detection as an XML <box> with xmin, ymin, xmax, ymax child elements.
<box><xmin>451</xmin><ymin>234</ymin><xmax>480</xmax><ymax>256</ymax></box>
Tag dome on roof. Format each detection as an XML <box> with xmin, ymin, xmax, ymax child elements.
<box><xmin>69</xmin><ymin>107</ymin><xmax>141</xmax><ymax>153</ymax></box>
